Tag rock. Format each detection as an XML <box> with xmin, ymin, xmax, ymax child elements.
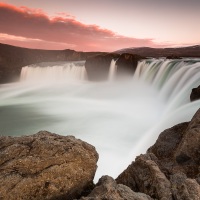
<box><xmin>81</xmin><ymin>176</ymin><xmax>153</xmax><ymax>200</ymax></box>
<box><xmin>85</xmin><ymin>53</ymin><xmax>119</xmax><ymax>81</ymax></box>
<box><xmin>170</xmin><ymin>173</ymin><xmax>200</xmax><ymax>200</ymax></box>
<box><xmin>147</xmin><ymin>122</ymin><xmax>189</xmax><ymax>177</ymax></box>
<box><xmin>190</xmin><ymin>85</ymin><xmax>200</xmax><ymax>101</ymax></box>
<box><xmin>0</xmin><ymin>131</ymin><xmax>98</xmax><ymax>200</ymax></box>
<box><xmin>166</xmin><ymin>55</ymin><xmax>180</xmax><ymax>59</ymax></box>
<box><xmin>116</xmin><ymin>154</ymin><xmax>173</xmax><ymax>200</ymax></box>
<box><xmin>115</xmin><ymin>53</ymin><xmax>144</xmax><ymax>78</ymax></box>
<box><xmin>175</xmin><ymin>108</ymin><xmax>200</xmax><ymax>178</ymax></box>
<box><xmin>116</xmin><ymin>108</ymin><xmax>200</xmax><ymax>199</ymax></box>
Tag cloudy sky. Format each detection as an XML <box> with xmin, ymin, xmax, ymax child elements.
<box><xmin>0</xmin><ymin>0</ymin><xmax>200</xmax><ymax>51</ymax></box>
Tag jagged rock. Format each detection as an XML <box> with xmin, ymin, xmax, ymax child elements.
<box><xmin>81</xmin><ymin>176</ymin><xmax>153</xmax><ymax>200</ymax></box>
<box><xmin>170</xmin><ymin>173</ymin><xmax>200</xmax><ymax>200</ymax></box>
<box><xmin>190</xmin><ymin>85</ymin><xmax>200</xmax><ymax>101</ymax></box>
<box><xmin>115</xmin><ymin>53</ymin><xmax>144</xmax><ymax>78</ymax></box>
<box><xmin>0</xmin><ymin>131</ymin><xmax>98</xmax><ymax>200</ymax></box>
<box><xmin>175</xmin><ymin>108</ymin><xmax>200</xmax><ymax>178</ymax></box>
<box><xmin>85</xmin><ymin>53</ymin><xmax>119</xmax><ymax>81</ymax></box>
<box><xmin>116</xmin><ymin>154</ymin><xmax>173</xmax><ymax>200</ymax></box>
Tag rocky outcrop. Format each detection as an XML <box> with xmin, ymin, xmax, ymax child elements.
<box><xmin>171</xmin><ymin>173</ymin><xmax>200</xmax><ymax>200</ymax></box>
<box><xmin>81</xmin><ymin>176</ymin><xmax>153</xmax><ymax>200</ymax></box>
<box><xmin>85</xmin><ymin>53</ymin><xmax>119</xmax><ymax>81</ymax></box>
<box><xmin>0</xmin><ymin>131</ymin><xmax>98</xmax><ymax>200</ymax></box>
<box><xmin>116</xmin><ymin>108</ymin><xmax>200</xmax><ymax>199</ymax></box>
<box><xmin>115</xmin><ymin>53</ymin><xmax>144</xmax><ymax>78</ymax></box>
<box><xmin>116</xmin><ymin>154</ymin><xmax>173</xmax><ymax>199</ymax></box>
<box><xmin>0</xmin><ymin>43</ymin><xmax>102</xmax><ymax>83</ymax></box>
<box><xmin>190</xmin><ymin>85</ymin><xmax>200</xmax><ymax>101</ymax></box>
<box><xmin>85</xmin><ymin>53</ymin><xmax>144</xmax><ymax>81</ymax></box>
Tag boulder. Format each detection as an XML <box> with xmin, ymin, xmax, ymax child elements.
<box><xmin>175</xmin><ymin>108</ymin><xmax>200</xmax><ymax>178</ymax></box>
<box><xmin>190</xmin><ymin>85</ymin><xmax>200</xmax><ymax>101</ymax></box>
<box><xmin>81</xmin><ymin>176</ymin><xmax>153</xmax><ymax>200</ymax></box>
<box><xmin>116</xmin><ymin>154</ymin><xmax>173</xmax><ymax>200</ymax></box>
<box><xmin>0</xmin><ymin>131</ymin><xmax>98</xmax><ymax>200</ymax></box>
<box><xmin>85</xmin><ymin>53</ymin><xmax>119</xmax><ymax>81</ymax></box>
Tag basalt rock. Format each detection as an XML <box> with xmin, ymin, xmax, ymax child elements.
<box><xmin>81</xmin><ymin>176</ymin><xmax>153</xmax><ymax>200</ymax></box>
<box><xmin>115</xmin><ymin>53</ymin><xmax>144</xmax><ymax>78</ymax></box>
<box><xmin>85</xmin><ymin>53</ymin><xmax>119</xmax><ymax>81</ymax></box>
<box><xmin>190</xmin><ymin>85</ymin><xmax>200</xmax><ymax>101</ymax></box>
<box><xmin>0</xmin><ymin>131</ymin><xmax>98</xmax><ymax>200</ymax></box>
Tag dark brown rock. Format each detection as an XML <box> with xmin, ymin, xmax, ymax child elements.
<box><xmin>170</xmin><ymin>173</ymin><xmax>200</xmax><ymax>200</ymax></box>
<box><xmin>115</xmin><ymin>53</ymin><xmax>144</xmax><ymax>78</ymax></box>
<box><xmin>81</xmin><ymin>176</ymin><xmax>153</xmax><ymax>200</ymax></box>
<box><xmin>85</xmin><ymin>53</ymin><xmax>119</xmax><ymax>81</ymax></box>
<box><xmin>190</xmin><ymin>85</ymin><xmax>200</xmax><ymax>101</ymax></box>
<box><xmin>175</xmin><ymin>109</ymin><xmax>200</xmax><ymax>178</ymax></box>
<box><xmin>0</xmin><ymin>131</ymin><xmax>98</xmax><ymax>200</ymax></box>
<box><xmin>116</xmin><ymin>154</ymin><xmax>173</xmax><ymax>200</ymax></box>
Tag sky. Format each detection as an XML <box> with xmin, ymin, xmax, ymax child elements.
<box><xmin>0</xmin><ymin>0</ymin><xmax>200</xmax><ymax>52</ymax></box>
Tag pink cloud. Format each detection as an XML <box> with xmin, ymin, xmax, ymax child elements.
<box><xmin>0</xmin><ymin>2</ymin><xmax>165</xmax><ymax>51</ymax></box>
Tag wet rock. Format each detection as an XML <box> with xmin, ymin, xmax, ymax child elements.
<box><xmin>81</xmin><ymin>176</ymin><xmax>153</xmax><ymax>200</ymax></box>
<box><xmin>115</xmin><ymin>53</ymin><xmax>144</xmax><ymax>78</ymax></box>
<box><xmin>171</xmin><ymin>173</ymin><xmax>200</xmax><ymax>200</ymax></box>
<box><xmin>116</xmin><ymin>154</ymin><xmax>173</xmax><ymax>200</ymax></box>
<box><xmin>0</xmin><ymin>131</ymin><xmax>98</xmax><ymax>200</ymax></box>
<box><xmin>85</xmin><ymin>53</ymin><xmax>119</xmax><ymax>81</ymax></box>
<box><xmin>190</xmin><ymin>85</ymin><xmax>200</xmax><ymax>101</ymax></box>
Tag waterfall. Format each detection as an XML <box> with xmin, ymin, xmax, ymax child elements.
<box><xmin>20</xmin><ymin>61</ymin><xmax>87</xmax><ymax>82</ymax></box>
<box><xmin>1</xmin><ymin>58</ymin><xmax>200</xmax><ymax>181</ymax></box>
<box><xmin>108</xmin><ymin>59</ymin><xmax>117</xmax><ymax>80</ymax></box>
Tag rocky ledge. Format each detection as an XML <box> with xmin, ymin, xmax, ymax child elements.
<box><xmin>0</xmin><ymin>109</ymin><xmax>200</xmax><ymax>199</ymax></box>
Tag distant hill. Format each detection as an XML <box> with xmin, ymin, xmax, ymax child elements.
<box><xmin>0</xmin><ymin>43</ymin><xmax>104</xmax><ymax>83</ymax></box>
<box><xmin>115</xmin><ymin>45</ymin><xmax>200</xmax><ymax>58</ymax></box>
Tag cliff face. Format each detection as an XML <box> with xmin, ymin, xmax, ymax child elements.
<box><xmin>0</xmin><ymin>43</ymin><xmax>103</xmax><ymax>83</ymax></box>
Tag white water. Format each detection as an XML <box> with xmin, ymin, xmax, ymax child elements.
<box><xmin>108</xmin><ymin>59</ymin><xmax>117</xmax><ymax>80</ymax></box>
<box><xmin>0</xmin><ymin>58</ymin><xmax>200</xmax><ymax>181</ymax></box>
<box><xmin>20</xmin><ymin>61</ymin><xmax>87</xmax><ymax>82</ymax></box>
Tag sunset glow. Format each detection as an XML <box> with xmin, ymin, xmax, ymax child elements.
<box><xmin>0</xmin><ymin>0</ymin><xmax>200</xmax><ymax>51</ymax></box>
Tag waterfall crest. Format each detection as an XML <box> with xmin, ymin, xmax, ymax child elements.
<box><xmin>20</xmin><ymin>61</ymin><xmax>87</xmax><ymax>82</ymax></box>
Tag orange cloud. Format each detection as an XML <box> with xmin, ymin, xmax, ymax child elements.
<box><xmin>0</xmin><ymin>2</ymin><xmax>164</xmax><ymax>51</ymax></box>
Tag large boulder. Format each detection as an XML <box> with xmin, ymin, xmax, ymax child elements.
<box><xmin>85</xmin><ymin>53</ymin><xmax>119</xmax><ymax>81</ymax></box>
<box><xmin>190</xmin><ymin>85</ymin><xmax>200</xmax><ymax>101</ymax></box>
<box><xmin>0</xmin><ymin>131</ymin><xmax>98</xmax><ymax>200</ymax></box>
<box><xmin>175</xmin><ymin>109</ymin><xmax>200</xmax><ymax>178</ymax></box>
<box><xmin>81</xmin><ymin>176</ymin><xmax>153</xmax><ymax>200</ymax></box>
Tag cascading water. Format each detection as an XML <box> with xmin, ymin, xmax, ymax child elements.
<box><xmin>0</xmin><ymin>58</ymin><xmax>200</xmax><ymax>181</ymax></box>
<box><xmin>108</xmin><ymin>59</ymin><xmax>117</xmax><ymax>80</ymax></box>
<box><xmin>20</xmin><ymin>61</ymin><xmax>87</xmax><ymax>82</ymax></box>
